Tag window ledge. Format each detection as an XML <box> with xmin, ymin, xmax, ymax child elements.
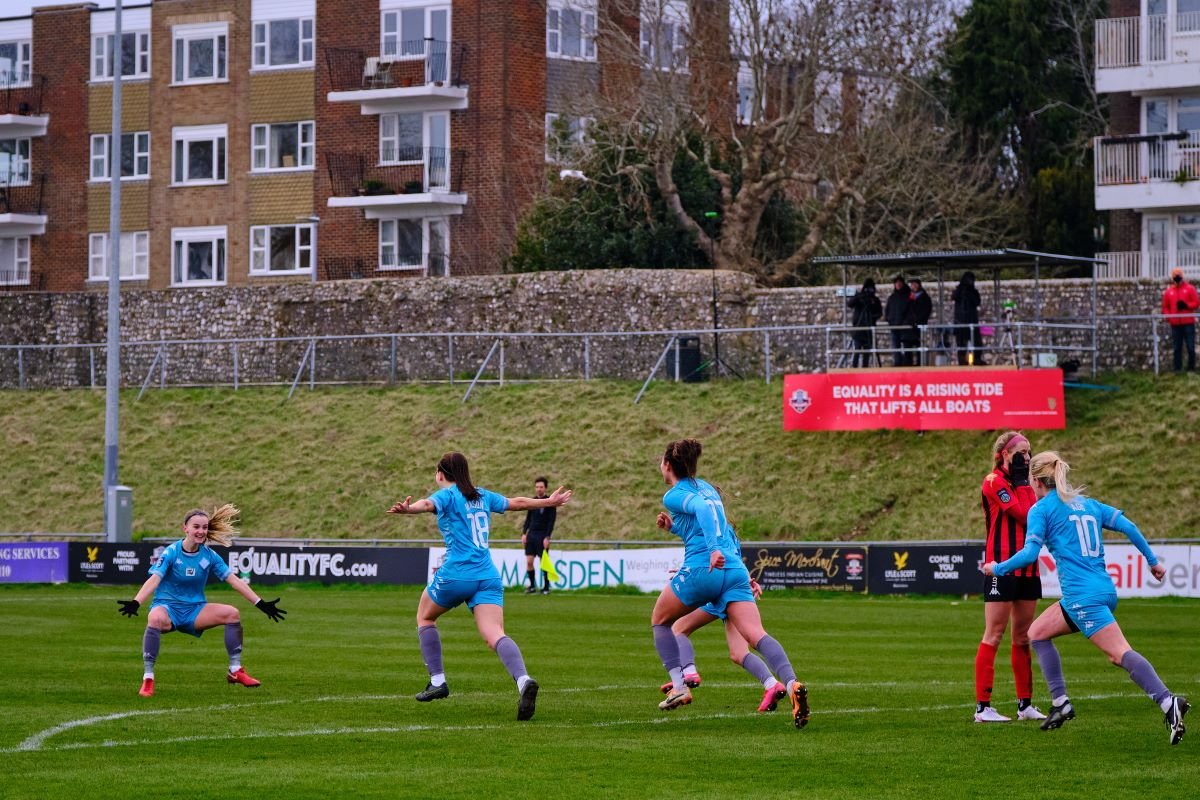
<box><xmin>90</xmin><ymin>77</ymin><xmax>151</xmax><ymax>85</ymax></box>
<box><xmin>249</xmin><ymin>269</ymin><xmax>312</xmax><ymax>277</ymax></box>
<box><xmin>169</xmin><ymin>78</ymin><xmax>231</xmax><ymax>88</ymax></box>
<box><xmin>89</xmin><ymin>177</ymin><xmax>151</xmax><ymax>184</ymax></box>
<box><xmin>547</xmin><ymin>53</ymin><xmax>597</xmax><ymax>62</ymax></box>
<box><xmin>170</xmin><ymin>180</ymin><xmax>229</xmax><ymax>188</ymax></box>
<box><xmin>86</xmin><ymin>275</ymin><xmax>149</xmax><ymax>283</ymax></box>
<box><xmin>170</xmin><ymin>281</ymin><xmax>228</xmax><ymax>288</ymax></box>
<box><xmin>249</xmin><ymin>167</ymin><xmax>316</xmax><ymax>175</ymax></box>
<box><xmin>249</xmin><ymin>64</ymin><xmax>316</xmax><ymax>74</ymax></box>
<box><xmin>378</xmin><ymin>264</ymin><xmax>426</xmax><ymax>272</ymax></box>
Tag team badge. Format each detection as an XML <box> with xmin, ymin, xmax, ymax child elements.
<box><xmin>788</xmin><ymin>389</ymin><xmax>812</xmax><ymax>415</ymax></box>
<box><xmin>997</xmin><ymin>488</ymin><xmax>1011</xmax><ymax>503</ymax></box>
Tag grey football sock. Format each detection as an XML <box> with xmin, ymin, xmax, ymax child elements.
<box><xmin>142</xmin><ymin>627</ymin><xmax>161</xmax><ymax>674</ymax></box>
<box><xmin>753</xmin><ymin>634</ymin><xmax>797</xmax><ymax>686</ymax></box>
<box><xmin>1031</xmin><ymin>639</ymin><xmax>1067</xmax><ymax>701</ymax></box>
<box><xmin>675</xmin><ymin>633</ymin><xmax>697</xmax><ymax>673</ymax></box>
<box><xmin>740</xmin><ymin>652</ymin><xmax>776</xmax><ymax>686</ymax></box>
<box><xmin>224</xmin><ymin>622</ymin><xmax>243</xmax><ymax>671</ymax></box>
<box><xmin>418</xmin><ymin>624</ymin><xmax>444</xmax><ymax>678</ymax></box>
<box><xmin>1120</xmin><ymin>650</ymin><xmax>1171</xmax><ymax>706</ymax></box>
<box><xmin>653</xmin><ymin>624</ymin><xmax>681</xmax><ymax>672</ymax></box>
<box><xmin>495</xmin><ymin>636</ymin><xmax>528</xmax><ymax>683</ymax></box>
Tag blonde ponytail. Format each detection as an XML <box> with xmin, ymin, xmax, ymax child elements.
<box><xmin>1030</xmin><ymin>451</ymin><xmax>1085</xmax><ymax>504</ymax></box>
<box><xmin>205</xmin><ymin>503</ymin><xmax>240</xmax><ymax>547</ymax></box>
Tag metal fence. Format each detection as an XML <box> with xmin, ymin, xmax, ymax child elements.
<box><xmin>0</xmin><ymin>314</ymin><xmax>1191</xmax><ymax>398</ymax></box>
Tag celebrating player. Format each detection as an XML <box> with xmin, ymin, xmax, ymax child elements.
<box><xmin>117</xmin><ymin>505</ymin><xmax>287</xmax><ymax>697</ymax></box>
<box><xmin>983</xmin><ymin>452</ymin><xmax>1189</xmax><ymax>745</ymax></box>
<box><xmin>650</xmin><ymin>438</ymin><xmax>809</xmax><ymax>728</ymax></box>
<box><xmin>387</xmin><ymin>452</ymin><xmax>571</xmax><ymax>721</ymax></box>
<box><xmin>973</xmin><ymin>431</ymin><xmax>1046</xmax><ymax>722</ymax></box>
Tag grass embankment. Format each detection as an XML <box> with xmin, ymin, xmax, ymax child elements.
<box><xmin>1</xmin><ymin>371</ymin><xmax>1197</xmax><ymax>540</ymax></box>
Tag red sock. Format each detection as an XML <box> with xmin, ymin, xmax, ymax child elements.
<box><xmin>1012</xmin><ymin>644</ymin><xmax>1033</xmax><ymax>701</ymax></box>
<box><xmin>975</xmin><ymin>642</ymin><xmax>998</xmax><ymax>703</ymax></box>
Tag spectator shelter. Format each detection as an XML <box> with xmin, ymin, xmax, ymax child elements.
<box><xmin>811</xmin><ymin>249</ymin><xmax>1105</xmax><ymax>373</ymax></box>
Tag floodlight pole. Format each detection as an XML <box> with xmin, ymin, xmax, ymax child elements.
<box><xmin>103</xmin><ymin>0</ymin><xmax>124</xmax><ymax>540</ymax></box>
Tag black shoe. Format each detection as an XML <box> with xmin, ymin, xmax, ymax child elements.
<box><xmin>1166</xmin><ymin>696</ymin><xmax>1189</xmax><ymax>745</ymax></box>
<box><xmin>517</xmin><ymin>679</ymin><xmax>539</xmax><ymax>721</ymax></box>
<box><xmin>1040</xmin><ymin>700</ymin><xmax>1074</xmax><ymax>731</ymax></box>
<box><xmin>540</xmin><ymin>587</ymin><xmax>550</xmax><ymax>595</ymax></box>
<box><xmin>415</xmin><ymin>682</ymin><xmax>449</xmax><ymax>702</ymax></box>
<box><xmin>524</xmin><ymin>587</ymin><xmax>537</xmax><ymax>594</ymax></box>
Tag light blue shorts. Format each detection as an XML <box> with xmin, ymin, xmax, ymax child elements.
<box><xmin>427</xmin><ymin>576</ymin><xmax>505</xmax><ymax>610</ymax></box>
<box><xmin>150</xmin><ymin>600</ymin><xmax>206</xmax><ymax>638</ymax></box>
<box><xmin>1061</xmin><ymin>593</ymin><xmax>1118</xmax><ymax>639</ymax></box>
<box><xmin>670</xmin><ymin>565</ymin><xmax>755</xmax><ymax>610</ymax></box>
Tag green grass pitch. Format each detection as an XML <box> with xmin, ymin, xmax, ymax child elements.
<box><xmin>2</xmin><ymin>584</ymin><xmax>1197</xmax><ymax>800</ymax></box>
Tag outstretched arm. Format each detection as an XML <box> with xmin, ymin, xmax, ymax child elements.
<box><xmin>387</xmin><ymin>497</ymin><xmax>436</xmax><ymax>514</ymax></box>
<box><xmin>1105</xmin><ymin>510</ymin><xmax>1164</xmax><ymax>578</ymax></box>
<box><xmin>132</xmin><ymin>573</ymin><xmax>162</xmax><ymax>606</ymax></box>
<box><xmin>507</xmin><ymin>486</ymin><xmax>572</xmax><ymax>511</ymax></box>
<box><xmin>225</xmin><ymin>572</ymin><xmax>262</xmax><ymax>605</ymax></box>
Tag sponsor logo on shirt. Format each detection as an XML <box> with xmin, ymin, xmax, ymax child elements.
<box><xmin>185</xmin><ymin>567</ymin><xmax>196</xmax><ymax>577</ymax></box>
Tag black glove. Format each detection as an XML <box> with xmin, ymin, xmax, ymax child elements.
<box><xmin>117</xmin><ymin>599</ymin><xmax>140</xmax><ymax>617</ymax></box>
<box><xmin>1009</xmin><ymin>452</ymin><xmax>1030</xmax><ymax>487</ymax></box>
<box><xmin>1179</xmin><ymin>300</ymin><xmax>1189</xmax><ymax>312</ymax></box>
<box><xmin>256</xmin><ymin>597</ymin><xmax>287</xmax><ymax>622</ymax></box>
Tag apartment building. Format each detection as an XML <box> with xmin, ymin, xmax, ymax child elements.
<box><xmin>0</xmin><ymin>0</ymin><xmax>732</xmax><ymax>292</ymax></box>
<box><xmin>1095</xmin><ymin>0</ymin><xmax>1200</xmax><ymax>280</ymax></box>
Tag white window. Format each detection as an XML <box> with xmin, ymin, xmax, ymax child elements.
<box><xmin>545</xmin><ymin>113</ymin><xmax>591</xmax><ymax>162</ymax></box>
<box><xmin>0</xmin><ymin>41</ymin><xmax>32</xmax><ymax>86</ymax></box>
<box><xmin>90</xmin><ymin>132</ymin><xmax>151</xmax><ymax>180</ymax></box>
<box><xmin>251</xmin><ymin>122</ymin><xmax>314</xmax><ymax>171</ymax></box>
<box><xmin>547</xmin><ymin>2</ymin><xmax>596</xmax><ymax>60</ymax></box>
<box><xmin>88</xmin><ymin>232</ymin><xmax>149</xmax><ymax>281</ymax></box>
<box><xmin>253</xmin><ymin>18</ymin><xmax>314</xmax><ymax>68</ymax></box>
<box><xmin>0</xmin><ymin>138</ymin><xmax>31</xmax><ymax>185</ymax></box>
<box><xmin>250</xmin><ymin>224</ymin><xmax>314</xmax><ymax>275</ymax></box>
<box><xmin>0</xmin><ymin>237</ymin><xmax>30</xmax><ymax>285</ymax></box>
<box><xmin>379</xmin><ymin>112</ymin><xmax>450</xmax><ymax>190</ymax></box>
<box><xmin>641</xmin><ymin>3</ymin><xmax>688</xmax><ymax>71</ymax></box>
<box><xmin>172</xmin><ymin>125</ymin><xmax>227</xmax><ymax>185</ymax></box>
<box><xmin>736</xmin><ymin>64</ymin><xmax>760</xmax><ymax>126</ymax></box>
<box><xmin>813</xmin><ymin>71</ymin><xmax>842</xmax><ymax>134</ymax></box>
<box><xmin>379</xmin><ymin>218</ymin><xmax>448</xmax><ymax>273</ymax></box>
<box><xmin>173</xmin><ymin>23</ymin><xmax>228</xmax><ymax>84</ymax></box>
<box><xmin>1178</xmin><ymin>214</ymin><xmax>1200</xmax><ymax>253</ymax></box>
<box><xmin>381</xmin><ymin>5</ymin><xmax>450</xmax><ymax>60</ymax></box>
<box><xmin>172</xmin><ymin>226</ymin><xmax>227</xmax><ymax>285</ymax></box>
<box><xmin>92</xmin><ymin>32</ymin><xmax>151</xmax><ymax>80</ymax></box>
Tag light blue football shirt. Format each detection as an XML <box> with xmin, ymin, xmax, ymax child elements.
<box><xmin>430</xmin><ymin>485</ymin><xmax>508</xmax><ymax>581</ymax></box>
<box><xmin>149</xmin><ymin>540</ymin><xmax>232</xmax><ymax>604</ymax></box>
<box><xmin>662</xmin><ymin>478</ymin><xmax>743</xmax><ymax>569</ymax></box>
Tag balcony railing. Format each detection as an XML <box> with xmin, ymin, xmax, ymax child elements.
<box><xmin>1094</xmin><ymin>131</ymin><xmax>1200</xmax><ymax>185</ymax></box>
<box><xmin>0</xmin><ymin>74</ymin><xmax>46</xmax><ymax>117</ymax></box>
<box><xmin>1094</xmin><ymin>13</ymin><xmax>1200</xmax><ymax>68</ymax></box>
<box><xmin>325</xmin><ymin>42</ymin><xmax>468</xmax><ymax>93</ymax></box>
<box><xmin>326</xmin><ymin>148</ymin><xmax>466</xmax><ymax>197</ymax></box>
<box><xmin>0</xmin><ymin>172</ymin><xmax>48</xmax><ymax>215</ymax></box>
<box><xmin>1096</xmin><ymin>250</ymin><xmax>1200</xmax><ymax>280</ymax></box>
<box><xmin>322</xmin><ymin>251</ymin><xmax>449</xmax><ymax>281</ymax></box>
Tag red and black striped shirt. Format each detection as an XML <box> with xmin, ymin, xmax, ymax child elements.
<box><xmin>981</xmin><ymin>468</ymin><xmax>1039</xmax><ymax>578</ymax></box>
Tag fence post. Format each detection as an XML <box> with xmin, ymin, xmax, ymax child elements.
<box><xmin>499</xmin><ymin>339</ymin><xmax>505</xmax><ymax>387</ymax></box>
<box><xmin>309</xmin><ymin>338</ymin><xmax>316</xmax><ymax>390</ymax></box>
<box><xmin>17</xmin><ymin>347</ymin><xmax>24</xmax><ymax>390</ymax></box>
<box><xmin>1152</xmin><ymin>318</ymin><xmax>1160</xmax><ymax>375</ymax></box>
<box><xmin>89</xmin><ymin>347</ymin><xmax>96</xmax><ymax>388</ymax></box>
<box><xmin>764</xmin><ymin>331</ymin><xmax>771</xmax><ymax>384</ymax></box>
<box><xmin>232</xmin><ymin>342</ymin><xmax>239</xmax><ymax>390</ymax></box>
<box><xmin>673</xmin><ymin>338</ymin><xmax>680</xmax><ymax>382</ymax></box>
<box><xmin>160</xmin><ymin>345</ymin><xmax>167</xmax><ymax>390</ymax></box>
<box><xmin>583</xmin><ymin>336</ymin><xmax>590</xmax><ymax>381</ymax></box>
<box><xmin>389</xmin><ymin>335</ymin><xmax>397</xmax><ymax>386</ymax></box>
<box><xmin>447</xmin><ymin>334</ymin><xmax>454</xmax><ymax>384</ymax></box>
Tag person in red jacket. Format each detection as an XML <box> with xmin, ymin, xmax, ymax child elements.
<box><xmin>1162</xmin><ymin>267</ymin><xmax>1199</xmax><ymax>372</ymax></box>
<box><xmin>973</xmin><ymin>431</ymin><xmax>1045</xmax><ymax>723</ymax></box>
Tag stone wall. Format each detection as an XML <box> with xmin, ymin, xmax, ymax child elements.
<box><xmin>0</xmin><ymin>270</ymin><xmax>1182</xmax><ymax>388</ymax></box>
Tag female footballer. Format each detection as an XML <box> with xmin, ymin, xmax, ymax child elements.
<box><xmin>973</xmin><ymin>431</ymin><xmax>1046</xmax><ymax>723</ymax></box>
<box><xmin>983</xmin><ymin>452</ymin><xmax>1188</xmax><ymax>744</ymax></box>
<box><xmin>387</xmin><ymin>452</ymin><xmax>571</xmax><ymax>722</ymax></box>
<box><xmin>117</xmin><ymin>505</ymin><xmax>287</xmax><ymax>697</ymax></box>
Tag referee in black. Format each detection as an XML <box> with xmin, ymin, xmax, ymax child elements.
<box><xmin>522</xmin><ymin>477</ymin><xmax>557</xmax><ymax>594</ymax></box>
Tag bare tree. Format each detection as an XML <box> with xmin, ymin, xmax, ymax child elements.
<box><xmin>570</xmin><ymin>0</ymin><xmax>1003</xmax><ymax>284</ymax></box>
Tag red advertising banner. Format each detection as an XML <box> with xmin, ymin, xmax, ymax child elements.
<box><xmin>783</xmin><ymin>369</ymin><xmax>1065</xmax><ymax>431</ymax></box>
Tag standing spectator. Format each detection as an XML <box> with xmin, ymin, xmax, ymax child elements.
<box><xmin>846</xmin><ymin>278</ymin><xmax>883</xmax><ymax>368</ymax></box>
<box><xmin>522</xmin><ymin>476</ymin><xmax>557</xmax><ymax>594</ymax></box>
<box><xmin>1162</xmin><ymin>267</ymin><xmax>1199</xmax><ymax>372</ymax></box>
<box><xmin>952</xmin><ymin>271</ymin><xmax>984</xmax><ymax>365</ymax></box>
<box><xmin>908</xmin><ymin>277</ymin><xmax>933</xmax><ymax>366</ymax></box>
<box><xmin>884</xmin><ymin>275</ymin><xmax>912</xmax><ymax>366</ymax></box>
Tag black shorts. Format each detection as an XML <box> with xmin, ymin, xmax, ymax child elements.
<box><xmin>982</xmin><ymin>574</ymin><xmax>1042</xmax><ymax>602</ymax></box>
<box><xmin>524</xmin><ymin>536</ymin><xmax>548</xmax><ymax>557</ymax></box>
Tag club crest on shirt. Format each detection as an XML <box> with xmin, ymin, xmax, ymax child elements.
<box><xmin>997</xmin><ymin>488</ymin><xmax>1011</xmax><ymax>503</ymax></box>
<box><xmin>199</xmin><ymin>558</ymin><xmax>210</xmax><ymax>569</ymax></box>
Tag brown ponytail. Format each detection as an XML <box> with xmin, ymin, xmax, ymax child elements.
<box><xmin>663</xmin><ymin>439</ymin><xmax>702</xmax><ymax>480</ymax></box>
<box><xmin>437</xmin><ymin>452</ymin><xmax>480</xmax><ymax>502</ymax></box>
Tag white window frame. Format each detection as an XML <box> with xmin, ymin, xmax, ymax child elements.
<box><xmin>544</xmin><ymin>113</ymin><xmax>592</xmax><ymax>162</ymax></box>
<box><xmin>171</xmin><ymin>226</ymin><xmax>227</xmax><ymax>286</ymax></box>
<box><xmin>92</xmin><ymin>31</ymin><xmax>151</xmax><ymax>81</ymax></box>
<box><xmin>0</xmin><ymin>137</ymin><xmax>31</xmax><ymax>186</ymax></box>
<box><xmin>547</xmin><ymin>2</ymin><xmax>596</xmax><ymax>61</ymax></box>
<box><xmin>249</xmin><ymin>223</ymin><xmax>314</xmax><ymax>276</ymax></box>
<box><xmin>88</xmin><ymin>232</ymin><xmax>150</xmax><ymax>281</ymax></box>
<box><xmin>0</xmin><ymin>40</ymin><xmax>32</xmax><ymax>87</ymax></box>
<box><xmin>172</xmin><ymin>22</ymin><xmax>228</xmax><ymax>85</ymax></box>
<box><xmin>252</xmin><ymin>18</ymin><xmax>315</xmax><ymax>70</ymax></box>
<box><xmin>379</xmin><ymin>218</ymin><xmax>425</xmax><ymax>270</ymax></box>
<box><xmin>381</xmin><ymin>5</ymin><xmax>450</xmax><ymax>61</ymax></box>
<box><xmin>172</xmin><ymin>124</ymin><xmax>228</xmax><ymax>186</ymax></box>
<box><xmin>90</xmin><ymin>132</ymin><xmax>151</xmax><ymax>181</ymax></box>
<box><xmin>813</xmin><ymin>70</ymin><xmax>842</xmax><ymax>134</ymax></box>
<box><xmin>0</xmin><ymin>236</ymin><xmax>30</xmax><ymax>286</ymax></box>
<box><xmin>251</xmin><ymin>121</ymin><xmax>315</xmax><ymax>172</ymax></box>
<box><xmin>379</xmin><ymin>111</ymin><xmax>448</xmax><ymax>184</ymax></box>
<box><xmin>640</xmin><ymin>2</ymin><xmax>689</xmax><ymax>72</ymax></box>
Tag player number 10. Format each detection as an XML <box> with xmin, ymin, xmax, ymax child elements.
<box><xmin>1068</xmin><ymin>514</ymin><xmax>1101</xmax><ymax>558</ymax></box>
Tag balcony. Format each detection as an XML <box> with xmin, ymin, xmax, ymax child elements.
<box><xmin>1094</xmin><ymin>131</ymin><xmax>1200</xmax><ymax>210</ymax></box>
<box><xmin>0</xmin><ymin>172</ymin><xmax>48</xmax><ymax>236</ymax></box>
<box><xmin>0</xmin><ymin>74</ymin><xmax>48</xmax><ymax>138</ymax></box>
<box><xmin>1097</xmin><ymin>250</ymin><xmax>1200</xmax><ymax>280</ymax></box>
<box><xmin>1095</xmin><ymin>14</ymin><xmax>1200</xmax><ymax>93</ymax></box>
<box><xmin>325</xmin><ymin>148</ymin><xmax>468</xmax><ymax>219</ymax></box>
<box><xmin>325</xmin><ymin>43</ymin><xmax>469</xmax><ymax>113</ymax></box>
